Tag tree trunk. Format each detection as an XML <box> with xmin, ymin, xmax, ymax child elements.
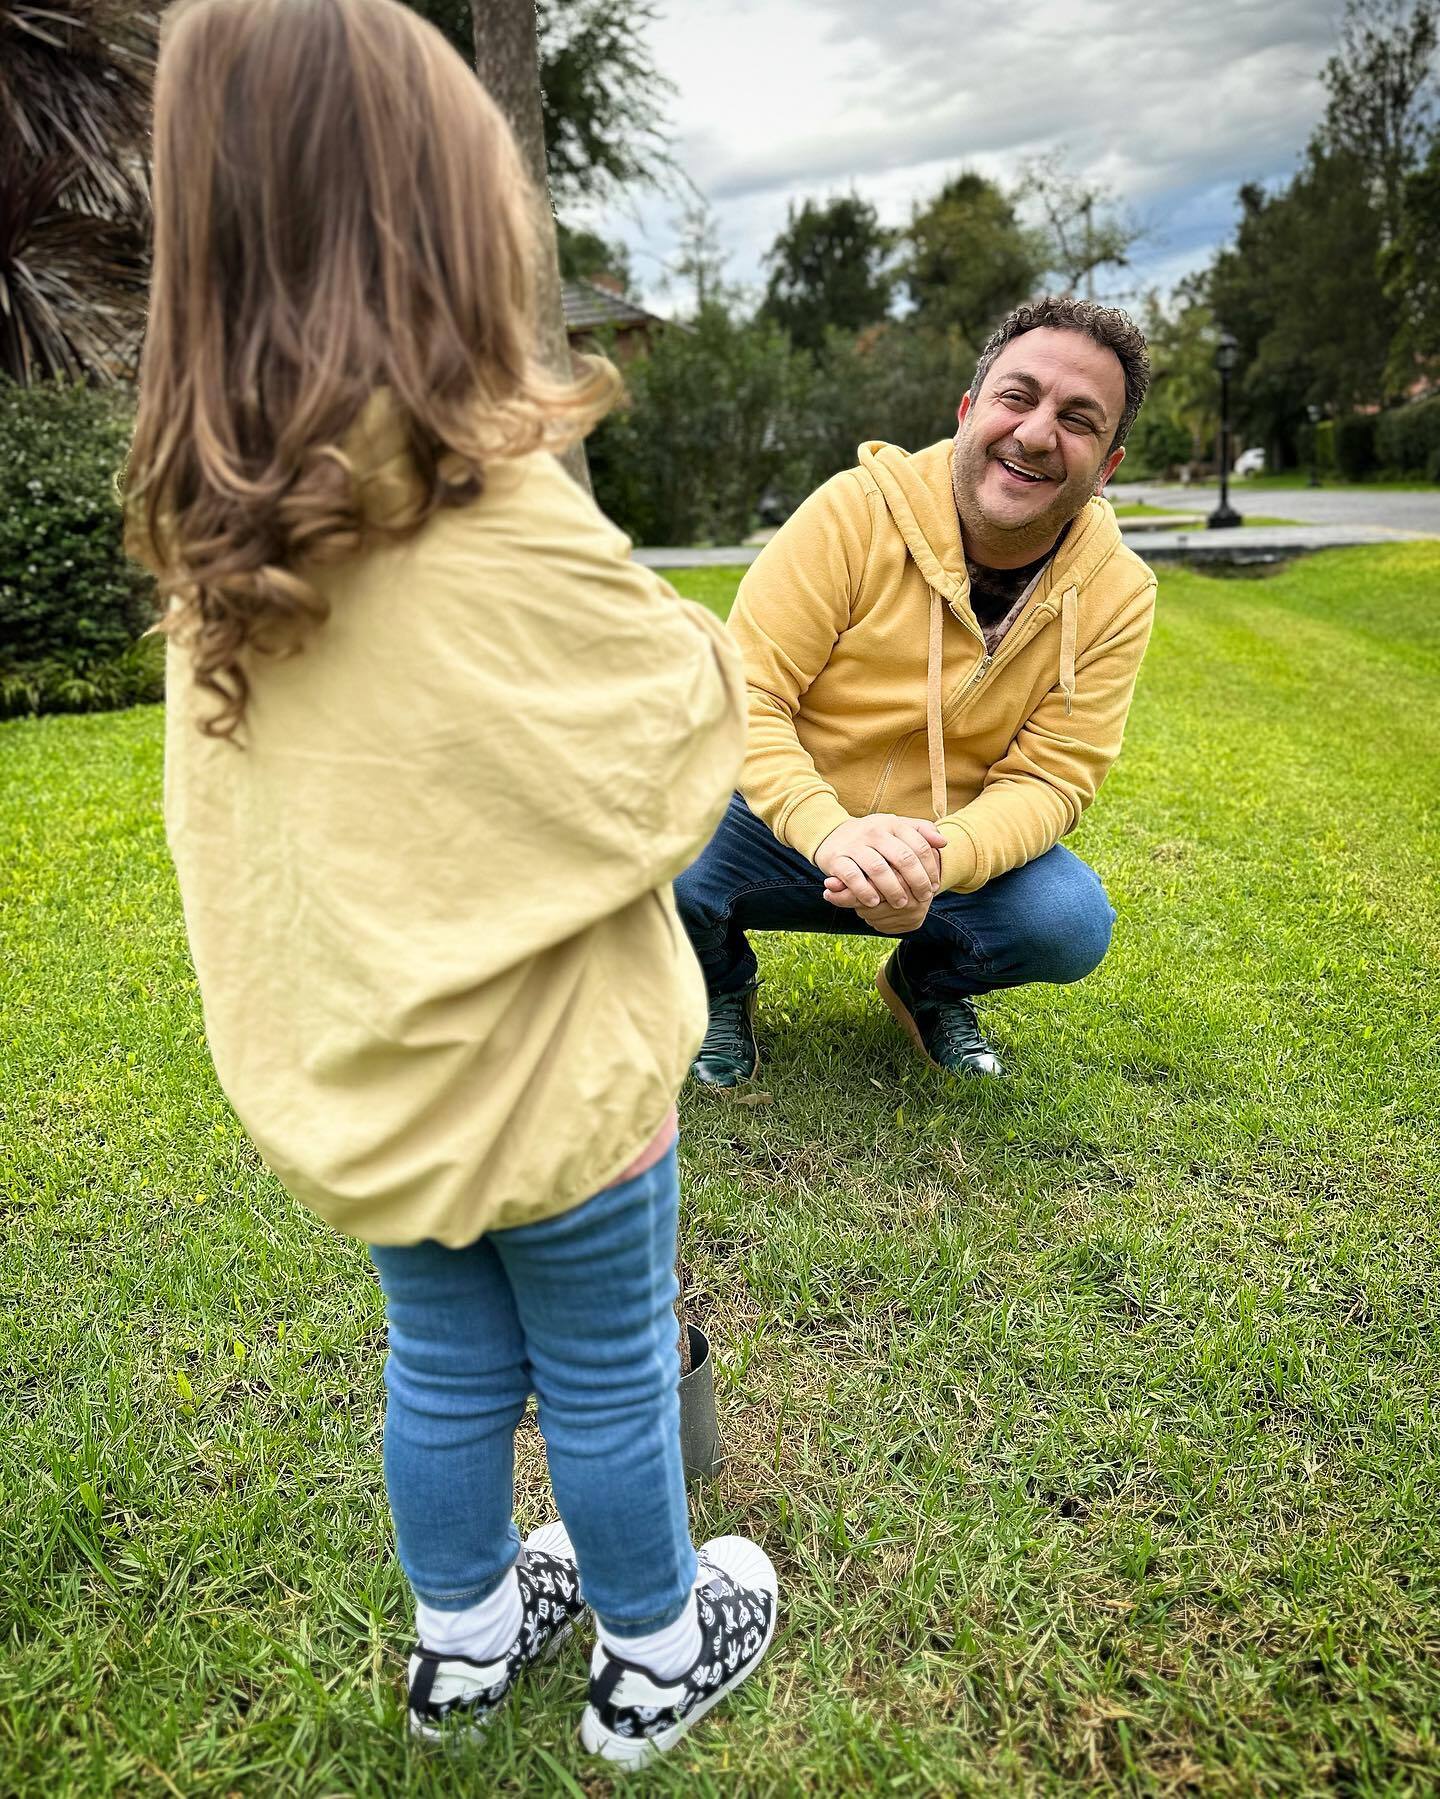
<box><xmin>470</xmin><ymin>0</ymin><xmax>590</xmax><ymax>491</ymax></box>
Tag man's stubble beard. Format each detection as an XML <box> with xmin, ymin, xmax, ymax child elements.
<box><xmin>952</xmin><ymin>432</ymin><xmax>1099</xmax><ymax>561</ymax></box>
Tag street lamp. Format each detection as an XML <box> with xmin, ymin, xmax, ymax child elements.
<box><xmin>1307</xmin><ymin>403</ymin><xmax>1323</xmax><ymax>488</ymax></box>
<box><xmin>1208</xmin><ymin>330</ymin><xmax>1243</xmax><ymax>530</ymax></box>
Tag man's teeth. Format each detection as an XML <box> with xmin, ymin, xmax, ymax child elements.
<box><xmin>999</xmin><ymin>459</ymin><xmax>1046</xmax><ymax>483</ymax></box>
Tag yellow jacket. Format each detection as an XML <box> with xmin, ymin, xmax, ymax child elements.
<box><xmin>164</xmin><ymin>403</ymin><xmax>745</xmax><ymax>1247</ymax></box>
<box><xmin>730</xmin><ymin>439</ymin><xmax>1156</xmax><ymax>891</ymax></box>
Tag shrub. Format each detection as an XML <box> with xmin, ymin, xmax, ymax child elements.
<box><xmin>0</xmin><ymin>379</ymin><xmax>159</xmax><ymax>715</ymax></box>
<box><xmin>1125</xmin><ymin>411</ymin><xmax>1191</xmax><ymax>478</ymax></box>
<box><xmin>587</xmin><ymin>310</ymin><xmax>807</xmax><ymax>545</ymax></box>
<box><xmin>1376</xmin><ymin>396</ymin><xmax>1440</xmax><ymax>479</ymax></box>
<box><xmin>1333</xmin><ymin>412</ymin><xmax>1379</xmax><ymax>481</ymax></box>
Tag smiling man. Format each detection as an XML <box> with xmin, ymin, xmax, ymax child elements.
<box><xmin>674</xmin><ymin>297</ymin><xmax>1157</xmax><ymax>1083</ymax></box>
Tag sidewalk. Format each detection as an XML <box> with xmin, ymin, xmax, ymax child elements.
<box><xmin>636</xmin><ymin>521</ymin><xmax>1436</xmax><ymax>570</ymax></box>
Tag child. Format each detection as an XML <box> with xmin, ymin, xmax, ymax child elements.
<box><xmin>126</xmin><ymin>0</ymin><xmax>777</xmax><ymax>1767</ymax></box>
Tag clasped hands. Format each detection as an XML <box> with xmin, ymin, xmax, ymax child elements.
<box><xmin>814</xmin><ymin>814</ymin><xmax>948</xmax><ymax>935</ymax></box>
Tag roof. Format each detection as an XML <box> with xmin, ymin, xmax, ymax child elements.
<box><xmin>561</xmin><ymin>278</ymin><xmax>666</xmax><ymax>333</ymax></box>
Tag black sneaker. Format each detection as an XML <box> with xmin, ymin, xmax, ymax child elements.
<box><xmin>691</xmin><ymin>984</ymin><xmax>759</xmax><ymax>1088</ymax></box>
<box><xmin>580</xmin><ymin>1535</ymin><xmax>778</xmax><ymax>1767</ymax></box>
<box><xmin>877</xmin><ymin>952</ymin><xmax>1003</xmax><ymax>1078</ymax></box>
<box><xmin>407</xmin><ymin>1522</ymin><xmax>586</xmax><ymax>1743</ymax></box>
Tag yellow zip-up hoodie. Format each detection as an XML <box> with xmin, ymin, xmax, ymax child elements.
<box><xmin>729</xmin><ymin>439</ymin><xmax>1157</xmax><ymax>891</ymax></box>
<box><xmin>164</xmin><ymin>401</ymin><xmax>745</xmax><ymax>1247</ymax></box>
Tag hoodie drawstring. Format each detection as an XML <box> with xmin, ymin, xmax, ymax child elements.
<box><xmin>926</xmin><ymin>581</ymin><xmax>1079</xmax><ymax>821</ymax></box>
<box><xmin>1059</xmin><ymin>584</ymin><xmax>1078</xmax><ymax>717</ymax></box>
<box><xmin>926</xmin><ymin>589</ymin><xmax>948</xmax><ymax>822</ymax></box>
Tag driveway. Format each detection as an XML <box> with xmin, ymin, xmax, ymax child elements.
<box><xmin>1123</xmin><ymin>481</ymin><xmax>1440</xmax><ymax>535</ymax></box>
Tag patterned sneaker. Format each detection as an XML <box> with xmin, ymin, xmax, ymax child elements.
<box><xmin>579</xmin><ymin>1535</ymin><xmax>778</xmax><ymax>1768</ymax></box>
<box><xmin>407</xmin><ymin>1521</ymin><xmax>586</xmax><ymax>1743</ymax></box>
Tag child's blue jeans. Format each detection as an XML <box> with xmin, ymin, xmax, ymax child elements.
<box><xmin>369</xmin><ymin>1146</ymin><xmax>697</xmax><ymax>1634</ymax></box>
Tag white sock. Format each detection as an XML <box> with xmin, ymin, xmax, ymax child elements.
<box><xmin>416</xmin><ymin>1567</ymin><xmax>523</xmax><ymax>1664</ymax></box>
<box><xmin>598</xmin><ymin>1575</ymin><xmax>704</xmax><ymax>1681</ymax></box>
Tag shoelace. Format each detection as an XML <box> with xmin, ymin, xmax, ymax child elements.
<box><xmin>921</xmin><ymin>996</ymin><xmax>991</xmax><ymax>1062</ymax></box>
<box><xmin>702</xmin><ymin>994</ymin><xmax>752</xmax><ymax>1060</ymax></box>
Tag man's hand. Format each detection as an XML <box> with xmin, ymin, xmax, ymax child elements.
<box><xmin>835</xmin><ymin>892</ymin><xmax>932</xmax><ymax>935</ymax></box>
<box><xmin>814</xmin><ymin>814</ymin><xmax>947</xmax><ymax>910</ymax></box>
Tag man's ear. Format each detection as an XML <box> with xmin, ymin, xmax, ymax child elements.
<box><xmin>1095</xmin><ymin>444</ymin><xmax>1125</xmax><ymax>495</ymax></box>
<box><xmin>956</xmin><ymin>391</ymin><xmax>974</xmax><ymax>431</ymax></box>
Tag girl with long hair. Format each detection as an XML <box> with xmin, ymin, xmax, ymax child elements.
<box><xmin>127</xmin><ymin>0</ymin><xmax>778</xmax><ymax>1766</ymax></box>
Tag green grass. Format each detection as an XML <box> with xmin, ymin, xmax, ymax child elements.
<box><xmin>1115</xmin><ymin>473</ymin><xmax>1438</xmax><ymax>494</ymax></box>
<box><xmin>1108</xmin><ymin>500</ymin><xmax>1296</xmax><ymax>525</ymax></box>
<box><xmin>3</xmin><ymin>546</ymin><xmax>1439</xmax><ymax>1795</ymax></box>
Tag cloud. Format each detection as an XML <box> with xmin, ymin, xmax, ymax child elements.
<box><xmin>588</xmin><ymin>0</ymin><xmax>1344</xmax><ymax>313</ymax></box>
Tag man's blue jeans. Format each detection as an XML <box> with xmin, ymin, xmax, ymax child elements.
<box><xmin>675</xmin><ymin>794</ymin><xmax>1116</xmax><ymax>1001</ymax></box>
<box><xmin>369</xmin><ymin>1147</ymin><xmax>697</xmax><ymax>1634</ymax></box>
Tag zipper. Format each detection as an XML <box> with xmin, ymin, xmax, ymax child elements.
<box><xmin>868</xmin><ymin>593</ymin><xmax>1062</xmax><ymax>813</ymax></box>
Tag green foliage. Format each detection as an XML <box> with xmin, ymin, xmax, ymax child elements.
<box><xmin>1318</xmin><ymin>0</ymin><xmax>1438</xmax><ymax>239</ymax></box>
<box><xmin>1384</xmin><ymin>133</ymin><xmax>1440</xmax><ymax>387</ymax></box>
<box><xmin>401</xmin><ymin>0</ymin><xmax>674</xmax><ymax>207</ymax></box>
<box><xmin>587</xmin><ymin>308</ymin><xmax>805</xmax><ymax>544</ymax></box>
<box><xmin>588</xmin><ymin>315</ymin><xmax>977</xmax><ymax>544</ymax></box>
<box><xmin>1137</xmin><ymin>285</ymin><xmax>1218</xmax><ymax>464</ymax></box>
<box><xmin>1124</xmin><ymin>411</ymin><xmax>1191</xmax><ymax>478</ymax></box>
<box><xmin>760</xmin><ymin>194</ymin><xmax>894</xmax><ymax>355</ymax></box>
<box><xmin>0</xmin><ymin>377</ymin><xmax>157</xmax><ymax>713</ymax></box>
<box><xmin>903</xmin><ymin>172</ymin><xmax>1046</xmax><ymax>345</ymax></box>
<box><xmin>556</xmin><ymin>221</ymin><xmax>632</xmax><ymax>292</ymax></box>
<box><xmin>1376</xmin><ymin>394</ymin><xmax>1440</xmax><ymax>475</ymax></box>
<box><xmin>0</xmin><ymin>2</ymin><xmax>155</xmax><ymax>383</ymax></box>
<box><xmin>1334</xmin><ymin>410</ymin><xmax>1381</xmax><ymax>479</ymax></box>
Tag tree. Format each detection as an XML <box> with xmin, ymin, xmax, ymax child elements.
<box><xmin>0</xmin><ymin>1</ymin><xmax>155</xmax><ymax>383</ymax></box>
<box><xmin>557</xmin><ymin>223</ymin><xmax>634</xmax><ymax>293</ymax></box>
<box><xmin>666</xmin><ymin>197</ymin><xmax>733</xmax><ymax>318</ymax></box>
<box><xmin>408</xmin><ymin>0</ymin><xmax>674</xmax><ymax>207</ymax></box>
<box><xmin>1319</xmin><ymin>0</ymin><xmax>1438</xmax><ymax>240</ymax></box>
<box><xmin>1017</xmin><ymin>150</ymin><xmax>1142</xmax><ymax>298</ymax></box>
<box><xmin>1208</xmin><ymin>148</ymin><xmax>1398</xmax><ymax>460</ymax></box>
<box><xmin>759</xmin><ymin>194</ymin><xmax>893</xmax><ymax>355</ymax></box>
<box><xmin>1137</xmin><ymin>282</ymin><xmax>1219</xmax><ymax>466</ymax></box>
<box><xmin>1384</xmin><ymin>133</ymin><xmax>1440</xmax><ymax>386</ymax></box>
<box><xmin>902</xmin><ymin>173</ymin><xmax>1046</xmax><ymax>346</ymax></box>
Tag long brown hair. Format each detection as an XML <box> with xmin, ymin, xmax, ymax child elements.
<box><xmin>127</xmin><ymin>0</ymin><xmax>618</xmax><ymax>739</ymax></box>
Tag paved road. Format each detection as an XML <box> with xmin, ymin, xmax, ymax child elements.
<box><xmin>1122</xmin><ymin>481</ymin><xmax>1440</xmax><ymax>534</ymax></box>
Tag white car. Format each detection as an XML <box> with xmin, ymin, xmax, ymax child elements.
<box><xmin>1233</xmin><ymin>447</ymin><xmax>1266</xmax><ymax>476</ymax></box>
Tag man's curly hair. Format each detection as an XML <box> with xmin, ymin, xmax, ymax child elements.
<box><xmin>970</xmin><ymin>296</ymin><xmax>1152</xmax><ymax>454</ymax></box>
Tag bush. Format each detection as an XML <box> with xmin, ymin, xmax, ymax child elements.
<box><xmin>587</xmin><ymin>314</ymin><xmax>979</xmax><ymax>543</ymax></box>
<box><xmin>1376</xmin><ymin>396</ymin><xmax>1440</xmax><ymax>479</ymax></box>
<box><xmin>1125</xmin><ymin>411</ymin><xmax>1191</xmax><ymax>478</ymax></box>
<box><xmin>1333</xmin><ymin>412</ymin><xmax>1380</xmax><ymax>481</ymax></box>
<box><xmin>0</xmin><ymin>379</ymin><xmax>159</xmax><ymax>715</ymax></box>
<box><xmin>587</xmin><ymin>310</ymin><xmax>807</xmax><ymax>545</ymax></box>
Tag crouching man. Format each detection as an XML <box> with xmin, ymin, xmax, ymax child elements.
<box><xmin>676</xmin><ymin>297</ymin><xmax>1158</xmax><ymax>1083</ymax></box>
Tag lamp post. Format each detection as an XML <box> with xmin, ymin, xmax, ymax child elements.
<box><xmin>1207</xmin><ymin>331</ymin><xmax>1243</xmax><ymax>530</ymax></box>
<box><xmin>1307</xmin><ymin>403</ymin><xmax>1323</xmax><ymax>488</ymax></box>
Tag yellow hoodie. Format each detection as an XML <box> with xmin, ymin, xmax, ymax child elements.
<box><xmin>729</xmin><ymin>439</ymin><xmax>1157</xmax><ymax>892</ymax></box>
<box><xmin>163</xmin><ymin>403</ymin><xmax>746</xmax><ymax>1247</ymax></box>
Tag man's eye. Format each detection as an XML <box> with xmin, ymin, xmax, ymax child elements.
<box><xmin>1064</xmin><ymin>414</ymin><xmax>1096</xmax><ymax>431</ymax></box>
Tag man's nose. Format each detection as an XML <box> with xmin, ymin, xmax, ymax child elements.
<box><xmin>1013</xmin><ymin>410</ymin><xmax>1059</xmax><ymax>458</ymax></box>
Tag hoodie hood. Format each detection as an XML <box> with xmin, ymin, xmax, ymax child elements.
<box><xmin>858</xmin><ymin>437</ymin><xmax>1132</xmax><ymax>823</ymax></box>
<box><xmin>857</xmin><ymin>437</ymin><xmax>1126</xmax><ymax>614</ymax></box>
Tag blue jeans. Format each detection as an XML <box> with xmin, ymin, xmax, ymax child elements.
<box><xmin>369</xmin><ymin>1147</ymin><xmax>697</xmax><ymax>1634</ymax></box>
<box><xmin>675</xmin><ymin>794</ymin><xmax>1115</xmax><ymax>1001</ymax></box>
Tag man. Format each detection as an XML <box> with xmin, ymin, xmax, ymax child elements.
<box><xmin>675</xmin><ymin>295</ymin><xmax>1157</xmax><ymax>1084</ymax></box>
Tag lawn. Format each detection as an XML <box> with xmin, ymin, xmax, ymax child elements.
<box><xmin>1111</xmin><ymin>503</ymin><xmax>1299</xmax><ymax>530</ymax></box>
<box><xmin>3</xmin><ymin>545</ymin><xmax>1439</xmax><ymax>1796</ymax></box>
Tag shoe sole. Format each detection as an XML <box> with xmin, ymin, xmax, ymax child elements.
<box><xmin>578</xmin><ymin>1537</ymin><xmax>779</xmax><ymax>1769</ymax></box>
<box><xmin>409</xmin><ymin>1520</ymin><xmax>585</xmax><ymax>1744</ymax></box>
<box><xmin>875</xmin><ymin>963</ymin><xmax>939</xmax><ymax>1069</ymax></box>
<box><xmin>692</xmin><ymin>1041</ymin><xmax>762</xmax><ymax>1090</ymax></box>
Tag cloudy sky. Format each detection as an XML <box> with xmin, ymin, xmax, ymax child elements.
<box><xmin>577</xmin><ymin>0</ymin><xmax>1345</xmax><ymax>318</ymax></box>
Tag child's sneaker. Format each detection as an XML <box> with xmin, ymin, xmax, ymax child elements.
<box><xmin>407</xmin><ymin>1521</ymin><xmax>586</xmax><ymax>1742</ymax></box>
<box><xmin>580</xmin><ymin>1535</ymin><xmax>778</xmax><ymax>1767</ymax></box>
